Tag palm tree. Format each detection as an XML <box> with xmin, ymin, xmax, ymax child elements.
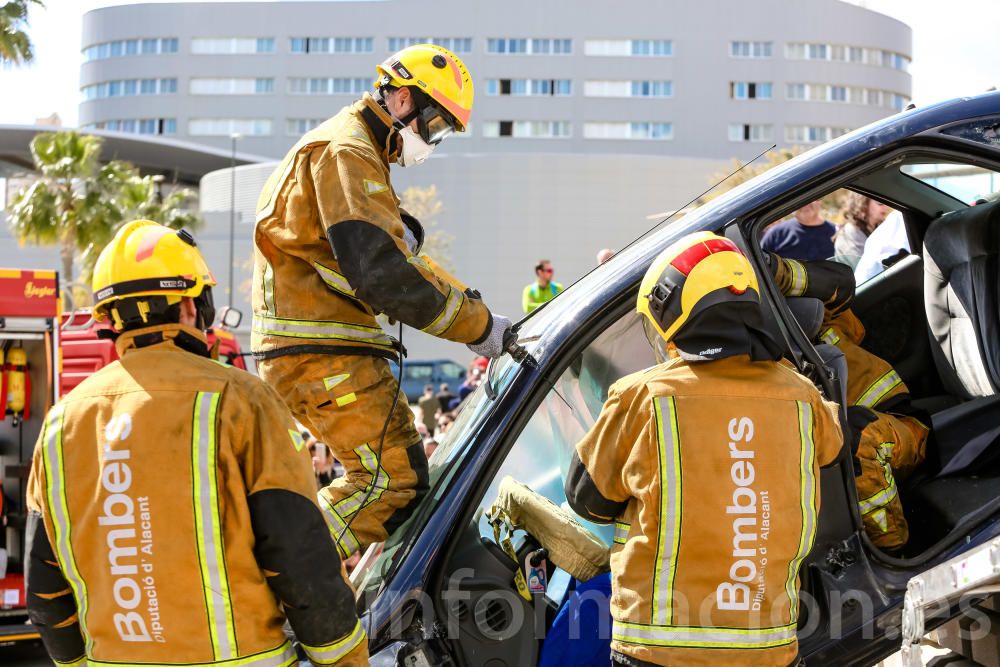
<box><xmin>6</xmin><ymin>130</ymin><xmax>200</xmax><ymax>299</ymax></box>
<box><xmin>0</xmin><ymin>0</ymin><xmax>44</xmax><ymax>65</ymax></box>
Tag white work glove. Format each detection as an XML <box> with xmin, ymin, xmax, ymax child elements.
<box><xmin>467</xmin><ymin>314</ymin><xmax>512</xmax><ymax>359</ymax></box>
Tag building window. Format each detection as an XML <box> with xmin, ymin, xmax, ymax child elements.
<box><xmin>584</xmin><ymin>80</ymin><xmax>672</xmax><ymax>97</ymax></box>
<box><xmin>785</xmin><ymin>125</ymin><xmax>850</xmax><ymax>144</ymax></box>
<box><xmin>83</xmin><ymin>37</ymin><xmax>177</xmax><ymax>61</ymax></box>
<box><xmin>290</xmin><ymin>37</ymin><xmax>374</xmax><ymax>54</ymax></box>
<box><xmin>631</xmin><ymin>80</ymin><xmax>673</xmax><ymax>97</ymax></box>
<box><xmin>730</xmin><ymin>41</ymin><xmax>772</xmax><ymax>58</ymax></box>
<box><xmin>191</xmin><ymin>38</ymin><xmax>276</xmax><ymax>54</ymax></box>
<box><xmin>387</xmin><ymin>37</ymin><xmax>473</xmax><ymax>53</ymax></box>
<box><xmin>482</xmin><ymin>120</ymin><xmax>571</xmax><ymax>138</ymax></box>
<box><xmin>786</xmin><ymin>41</ymin><xmax>910</xmax><ymax>71</ymax></box>
<box><xmin>785</xmin><ymin>82</ymin><xmax>907</xmax><ymax>109</ymax></box>
<box><xmin>631</xmin><ymin>39</ymin><xmax>672</xmax><ymax>56</ymax></box>
<box><xmin>288</xmin><ymin>77</ymin><xmax>369</xmax><ymax>95</ymax></box>
<box><xmin>88</xmin><ymin>117</ymin><xmax>176</xmax><ymax>135</ymax></box>
<box><xmin>190</xmin><ymin>78</ymin><xmax>274</xmax><ymax>95</ymax></box>
<box><xmin>728</xmin><ymin>123</ymin><xmax>773</xmax><ymax>142</ymax></box>
<box><xmin>584</xmin><ymin>39</ymin><xmax>672</xmax><ymax>56</ymax></box>
<box><xmin>486</xmin><ymin>38</ymin><xmax>571</xmax><ymax>55</ymax></box>
<box><xmin>730</xmin><ymin>81</ymin><xmax>772</xmax><ymax>100</ymax></box>
<box><xmin>485</xmin><ymin>78</ymin><xmax>572</xmax><ymax>96</ymax></box>
<box><xmin>584</xmin><ymin>122</ymin><xmax>673</xmax><ymax>140</ymax></box>
<box><xmin>82</xmin><ymin>78</ymin><xmax>178</xmax><ymax>100</ymax></box>
<box><xmin>286</xmin><ymin>118</ymin><xmax>325</xmax><ymax>135</ymax></box>
<box><xmin>189</xmin><ymin>118</ymin><xmax>273</xmax><ymax>136</ymax></box>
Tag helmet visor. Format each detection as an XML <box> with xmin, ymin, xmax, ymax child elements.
<box><xmin>642</xmin><ymin>316</ymin><xmax>671</xmax><ymax>364</ymax></box>
<box><xmin>417</xmin><ymin>103</ymin><xmax>457</xmax><ymax>145</ymax></box>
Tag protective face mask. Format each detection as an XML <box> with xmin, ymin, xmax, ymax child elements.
<box><xmin>397</xmin><ymin>125</ymin><xmax>435</xmax><ymax>167</ymax></box>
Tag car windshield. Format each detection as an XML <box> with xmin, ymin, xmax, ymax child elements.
<box><xmin>352</xmin><ymin>347</ymin><xmax>526</xmax><ymax>602</ymax></box>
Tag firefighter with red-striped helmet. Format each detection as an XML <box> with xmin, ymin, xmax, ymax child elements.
<box><xmin>566</xmin><ymin>232</ymin><xmax>843</xmax><ymax>667</ymax></box>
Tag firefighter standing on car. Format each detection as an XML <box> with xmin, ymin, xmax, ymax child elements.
<box><xmin>25</xmin><ymin>221</ymin><xmax>368</xmax><ymax>666</ymax></box>
<box><xmin>251</xmin><ymin>44</ymin><xmax>512</xmax><ymax>557</ymax></box>
<box><xmin>565</xmin><ymin>232</ymin><xmax>843</xmax><ymax>667</ymax></box>
<box><xmin>769</xmin><ymin>254</ymin><xmax>928</xmax><ymax>550</ymax></box>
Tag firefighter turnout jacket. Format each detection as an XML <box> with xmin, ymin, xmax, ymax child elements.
<box><xmin>773</xmin><ymin>257</ymin><xmax>928</xmax><ymax>549</ymax></box>
<box><xmin>566</xmin><ymin>355</ymin><xmax>842</xmax><ymax>666</ymax></box>
<box><xmin>25</xmin><ymin>325</ymin><xmax>368</xmax><ymax>667</ymax></box>
<box><xmin>251</xmin><ymin>93</ymin><xmax>496</xmax><ymax>554</ymax></box>
<box><xmin>252</xmin><ymin>93</ymin><xmax>491</xmax><ymax>359</ymax></box>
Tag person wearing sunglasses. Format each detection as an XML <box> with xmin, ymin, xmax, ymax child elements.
<box><xmin>523</xmin><ymin>259</ymin><xmax>564</xmax><ymax>314</ymax></box>
<box><xmin>252</xmin><ymin>44</ymin><xmax>512</xmax><ymax>559</ymax></box>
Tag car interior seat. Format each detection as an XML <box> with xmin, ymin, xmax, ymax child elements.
<box><xmin>923</xmin><ymin>199</ymin><xmax>1000</xmax><ymax>399</ymax></box>
<box><xmin>921</xmin><ymin>199</ymin><xmax>1000</xmax><ymax>476</ymax></box>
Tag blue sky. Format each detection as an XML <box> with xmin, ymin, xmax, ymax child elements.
<box><xmin>0</xmin><ymin>0</ymin><xmax>996</xmax><ymax>127</ymax></box>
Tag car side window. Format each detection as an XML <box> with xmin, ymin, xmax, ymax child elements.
<box><xmin>473</xmin><ymin>311</ymin><xmax>656</xmax><ymax>547</ymax></box>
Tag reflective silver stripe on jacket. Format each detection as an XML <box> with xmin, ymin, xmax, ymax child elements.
<box><xmin>261</xmin><ymin>260</ymin><xmax>276</xmax><ymax>315</ymax></box>
<box><xmin>820</xmin><ymin>327</ymin><xmax>840</xmax><ymax>346</ymax></box>
<box><xmin>652</xmin><ymin>396</ymin><xmax>682</xmax><ymax>626</ymax></box>
<box><xmin>786</xmin><ymin>259</ymin><xmax>808</xmax><ymax>296</ymax></box>
<box><xmin>86</xmin><ymin>640</ymin><xmax>298</xmax><ymax>667</ymax></box>
<box><xmin>422</xmin><ymin>286</ymin><xmax>464</xmax><ymax>337</ymax></box>
<box><xmin>786</xmin><ymin>401</ymin><xmax>818</xmax><ymax>623</ymax></box>
<box><xmin>301</xmin><ymin>620</ymin><xmax>366</xmax><ymax>665</ymax></box>
<box><xmin>312</xmin><ymin>262</ymin><xmax>357</xmax><ymax>298</ymax></box>
<box><xmin>613</xmin><ymin>620</ymin><xmax>797</xmax><ymax>649</ymax></box>
<box><xmin>192</xmin><ymin>391</ymin><xmax>237</xmax><ymax>660</ymax></box>
<box><xmin>252</xmin><ymin>315</ymin><xmax>394</xmax><ymax>346</ymax></box>
<box><xmin>613</xmin><ymin>521</ymin><xmax>631</xmax><ymax>545</ymax></box>
<box><xmin>41</xmin><ymin>405</ymin><xmax>94</xmax><ymax>654</ymax></box>
<box><xmin>856</xmin><ymin>369</ymin><xmax>902</xmax><ymax>408</ymax></box>
<box><xmin>318</xmin><ymin>493</ymin><xmax>360</xmax><ymax>557</ymax></box>
<box><xmin>334</xmin><ymin>443</ymin><xmax>390</xmax><ymax>520</ymax></box>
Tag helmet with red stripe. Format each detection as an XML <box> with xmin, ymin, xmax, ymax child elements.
<box><xmin>637</xmin><ymin>231</ymin><xmax>760</xmax><ymax>344</ymax></box>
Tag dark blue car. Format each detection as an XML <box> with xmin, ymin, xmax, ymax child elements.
<box><xmin>389</xmin><ymin>358</ymin><xmax>467</xmax><ymax>403</ymax></box>
<box><xmin>355</xmin><ymin>92</ymin><xmax>1000</xmax><ymax>666</ymax></box>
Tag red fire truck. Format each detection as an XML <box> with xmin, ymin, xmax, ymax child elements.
<box><xmin>0</xmin><ymin>269</ymin><xmax>246</xmax><ymax>647</ymax></box>
<box><xmin>0</xmin><ymin>268</ymin><xmax>61</xmax><ymax>646</ymax></box>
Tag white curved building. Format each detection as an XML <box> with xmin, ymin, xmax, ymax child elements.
<box><xmin>80</xmin><ymin>0</ymin><xmax>912</xmax><ymax>160</ymax></box>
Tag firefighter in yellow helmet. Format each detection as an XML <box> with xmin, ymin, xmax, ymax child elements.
<box><xmin>25</xmin><ymin>221</ymin><xmax>368</xmax><ymax>667</ymax></box>
<box><xmin>565</xmin><ymin>232</ymin><xmax>843</xmax><ymax>667</ymax></box>
<box><xmin>768</xmin><ymin>254</ymin><xmax>928</xmax><ymax>550</ymax></box>
<box><xmin>252</xmin><ymin>44</ymin><xmax>511</xmax><ymax>557</ymax></box>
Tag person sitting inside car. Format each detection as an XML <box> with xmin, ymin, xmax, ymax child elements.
<box><xmin>768</xmin><ymin>253</ymin><xmax>928</xmax><ymax>551</ymax></box>
<box><xmin>565</xmin><ymin>232</ymin><xmax>843</xmax><ymax>667</ymax></box>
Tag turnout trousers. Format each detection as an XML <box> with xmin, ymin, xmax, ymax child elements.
<box><xmin>855</xmin><ymin>412</ymin><xmax>928</xmax><ymax>550</ymax></box>
<box><xmin>258</xmin><ymin>353</ymin><xmax>428</xmax><ymax>556</ymax></box>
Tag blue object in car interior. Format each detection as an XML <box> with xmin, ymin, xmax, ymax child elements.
<box><xmin>538</xmin><ymin>572</ymin><xmax>613</xmax><ymax>667</ymax></box>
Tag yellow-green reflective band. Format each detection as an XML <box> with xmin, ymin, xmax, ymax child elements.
<box><xmin>42</xmin><ymin>405</ymin><xmax>94</xmax><ymax>654</ymax></box>
<box><xmin>856</xmin><ymin>370</ymin><xmax>902</xmax><ymax>408</ymax></box>
<box><xmin>252</xmin><ymin>315</ymin><xmax>394</xmax><ymax>346</ymax></box>
<box><xmin>786</xmin><ymin>401</ymin><xmax>818</xmax><ymax>623</ymax></box>
<box><xmin>786</xmin><ymin>259</ymin><xmax>808</xmax><ymax>296</ymax></box>
<box><xmin>859</xmin><ymin>476</ymin><xmax>899</xmax><ymax>515</ymax></box>
<box><xmin>652</xmin><ymin>396</ymin><xmax>682</xmax><ymax>626</ymax></box>
<box><xmin>820</xmin><ymin>327</ymin><xmax>840</xmax><ymax>346</ymax></box>
<box><xmin>614</xmin><ymin>521</ymin><xmax>631</xmax><ymax>545</ymax></box>
<box><xmin>54</xmin><ymin>656</ymin><xmax>87</xmax><ymax>667</ymax></box>
<box><xmin>318</xmin><ymin>492</ymin><xmax>360</xmax><ymax>557</ymax></box>
<box><xmin>301</xmin><ymin>620</ymin><xmax>366</xmax><ymax>665</ymax></box>
<box><xmin>334</xmin><ymin>444</ymin><xmax>390</xmax><ymax>519</ymax></box>
<box><xmin>422</xmin><ymin>286</ymin><xmax>465</xmax><ymax>337</ymax></box>
<box><xmin>613</xmin><ymin>620</ymin><xmax>797</xmax><ymax>649</ymax></box>
<box><xmin>261</xmin><ymin>260</ymin><xmax>276</xmax><ymax>315</ymax></box>
<box><xmin>86</xmin><ymin>640</ymin><xmax>297</xmax><ymax>667</ymax></box>
<box><xmin>313</xmin><ymin>262</ymin><xmax>357</xmax><ymax>298</ymax></box>
<box><xmin>192</xmin><ymin>391</ymin><xmax>237</xmax><ymax>660</ymax></box>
